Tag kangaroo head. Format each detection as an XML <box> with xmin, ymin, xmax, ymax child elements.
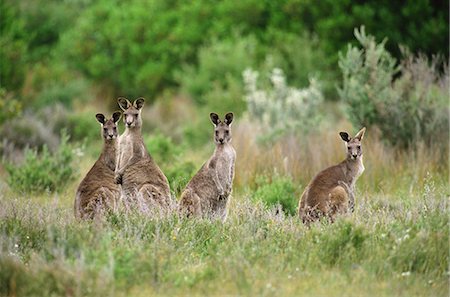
<box><xmin>210</xmin><ymin>112</ymin><xmax>234</xmax><ymax>145</ymax></box>
<box><xmin>96</xmin><ymin>111</ymin><xmax>122</xmax><ymax>140</ymax></box>
<box><xmin>117</xmin><ymin>97</ymin><xmax>145</xmax><ymax>129</ymax></box>
<box><xmin>339</xmin><ymin>127</ymin><xmax>366</xmax><ymax>161</ymax></box>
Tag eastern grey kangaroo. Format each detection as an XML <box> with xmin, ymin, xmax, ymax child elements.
<box><xmin>115</xmin><ymin>97</ymin><xmax>171</xmax><ymax>211</ymax></box>
<box><xmin>74</xmin><ymin>112</ymin><xmax>122</xmax><ymax>219</ymax></box>
<box><xmin>299</xmin><ymin>127</ymin><xmax>366</xmax><ymax>224</ymax></box>
<box><xmin>179</xmin><ymin>112</ymin><xmax>236</xmax><ymax>220</ymax></box>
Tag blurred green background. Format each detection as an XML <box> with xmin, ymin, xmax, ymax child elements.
<box><xmin>1</xmin><ymin>0</ymin><xmax>448</xmax><ymax>106</ymax></box>
<box><xmin>0</xmin><ymin>0</ymin><xmax>448</xmax><ymax>197</ymax></box>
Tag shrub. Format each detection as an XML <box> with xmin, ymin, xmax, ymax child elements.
<box><xmin>5</xmin><ymin>132</ymin><xmax>77</xmax><ymax>194</ymax></box>
<box><xmin>261</xmin><ymin>30</ymin><xmax>334</xmax><ymax>97</ymax></box>
<box><xmin>338</xmin><ymin>26</ymin><xmax>449</xmax><ymax>148</ymax></box>
<box><xmin>165</xmin><ymin>161</ymin><xmax>197</xmax><ymax>197</ymax></box>
<box><xmin>1</xmin><ymin>112</ymin><xmax>60</xmax><ymax>153</ymax></box>
<box><xmin>144</xmin><ymin>132</ymin><xmax>196</xmax><ymax>196</ymax></box>
<box><xmin>0</xmin><ymin>88</ymin><xmax>22</xmax><ymax>126</ymax></box>
<box><xmin>252</xmin><ymin>174</ymin><xmax>298</xmax><ymax>216</ymax></box>
<box><xmin>175</xmin><ymin>34</ymin><xmax>257</xmax><ymax>108</ymax></box>
<box><xmin>243</xmin><ymin>67</ymin><xmax>324</xmax><ymax>141</ymax></box>
<box><xmin>1</xmin><ymin>104</ymin><xmax>94</xmax><ymax>155</ymax></box>
<box><xmin>0</xmin><ymin>1</ymin><xmax>28</xmax><ymax>92</ymax></box>
<box><xmin>144</xmin><ymin>132</ymin><xmax>182</xmax><ymax>164</ymax></box>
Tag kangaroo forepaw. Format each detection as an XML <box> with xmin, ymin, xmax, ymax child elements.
<box><xmin>115</xmin><ymin>174</ymin><xmax>123</xmax><ymax>185</ymax></box>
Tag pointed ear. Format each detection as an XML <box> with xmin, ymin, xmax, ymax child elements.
<box><xmin>210</xmin><ymin>113</ymin><xmax>220</xmax><ymax>126</ymax></box>
<box><xmin>339</xmin><ymin>132</ymin><xmax>351</xmax><ymax>142</ymax></box>
<box><xmin>112</xmin><ymin>111</ymin><xmax>122</xmax><ymax>123</ymax></box>
<box><xmin>354</xmin><ymin>127</ymin><xmax>366</xmax><ymax>141</ymax></box>
<box><xmin>96</xmin><ymin>113</ymin><xmax>106</xmax><ymax>124</ymax></box>
<box><xmin>118</xmin><ymin>97</ymin><xmax>131</xmax><ymax>111</ymax></box>
<box><xmin>133</xmin><ymin>97</ymin><xmax>145</xmax><ymax>110</ymax></box>
<box><xmin>224</xmin><ymin>112</ymin><xmax>234</xmax><ymax>126</ymax></box>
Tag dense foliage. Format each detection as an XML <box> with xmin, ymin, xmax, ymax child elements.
<box><xmin>1</xmin><ymin>0</ymin><xmax>447</xmax><ymax>99</ymax></box>
<box><xmin>339</xmin><ymin>27</ymin><xmax>449</xmax><ymax>148</ymax></box>
<box><xmin>5</xmin><ymin>133</ymin><xmax>76</xmax><ymax>194</ymax></box>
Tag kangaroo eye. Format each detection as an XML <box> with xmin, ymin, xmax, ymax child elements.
<box><xmin>225</xmin><ymin>130</ymin><xmax>229</xmax><ymax>135</ymax></box>
<box><xmin>215</xmin><ymin>131</ymin><xmax>219</xmax><ymax>136</ymax></box>
<box><xmin>357</xmin><ymin>145</ymin><xmax>361</xmax><ymax>149</ymax></box>
<box><xmin>348</xmin><ymin>147</ymin><xmax>351</xmax><ymax>150</ymax></box>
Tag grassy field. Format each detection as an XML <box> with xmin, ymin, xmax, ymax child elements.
<box><xmin>0</xmin><ymin>112</ymin><xmax>448</xmax><ymax>297</ymax></box>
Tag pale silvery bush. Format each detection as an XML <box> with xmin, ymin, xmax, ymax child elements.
<box><xmin>338</xmin><ymin>26</ymin><xmax>449</xmax><ymax>149</ymax></box>
<box><xmin>243</xmin><ymin>67</ymin><xmax>323</xmax><ymax>141</ymax></box>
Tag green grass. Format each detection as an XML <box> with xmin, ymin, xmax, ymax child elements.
<box><xmin>0</xmin><ymin>179</ymin><xmax>447</xmax><ymax>297</ymax></box>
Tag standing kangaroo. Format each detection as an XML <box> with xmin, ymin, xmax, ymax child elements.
<box><xmin>298</xmin><ymin>127</ymin><xmax>366</xmax><ymax>224</ymax></box>
<box><xmin>179</xmin><ymin>112</ymin><xmax>236</xmax><ymax>220</ymax></box>
<box><xmin>74</xmin><ymin>112</ymin><xmax>122</xmax><ymax>219</ymax></box>
<box><xmin>115</xmin><ymin>97</ymin><xmax>171</xmax><ymax>210</ymax></box>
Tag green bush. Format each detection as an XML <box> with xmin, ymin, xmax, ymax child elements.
<box><xmin>283</xmin><ymin>0</ymin><xmax>448</xmax><ymax>61</ymax></box>
<box><xmin>338</xmin><ymin>27</ymin><xmax>449</xmax><ymax>148</ymax></box>
<box><xmin>252</xmin><ymin>174</ymin><xmax>298</xmax><ymax>216</ymax></box>
<box><xmin>0</xmin><ymin>1</ymin><xmax>28</xmax><ymax>92</ymax></box>
<box><xmin>144</xmin><ymin>132</ymin><xmax>196</xmax><ymax>196</ymax></box>
<box><xmin>144</xmin><ymin>132</ymin><xmax>182</xmax><ymax>164</ymax></box>
<box><xmin>175</xmin><ymin>34</ymin><xmax>257</xmax><ymax>107</ymax></box>
<box><xmin>0</xmin><ymin>88</ymin><xmax>22</xmax><ymax>126</ymax></box>
<box><xmin>5</xmin><ymin>132</ymin><xmax>76</xmax><ymax>194</ymax></box>
<box><xmin>261</xmin><ymin>30</ymin><xmax>334</xmax><ymax>96</ymax></box>
<box><xmin>165</xmin><ymin>161</ymin><xmax>197</xmax><ymax>197</ymax></box>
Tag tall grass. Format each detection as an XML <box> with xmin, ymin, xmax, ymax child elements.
<box><xmin>232</xmin><ymin>117</ymin><xmax>448</xmax><ymax>196</ymax></box>
<box><xmin>0</xmin><ymin>177</ymin><xmax>447</xmax><ymax>297</ymax></box>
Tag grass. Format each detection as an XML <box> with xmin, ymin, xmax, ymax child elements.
<box><xmin>0</xmin><ymin>186</ymin><xmax>447</xmax><ymax>297</ymax></box>
<box><xmin>0</xmin><ymin>111</ymin><xmax>448</xmax><ymax>297</ymax></box>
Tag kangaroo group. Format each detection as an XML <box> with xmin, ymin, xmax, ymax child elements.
<box><xmin>75</xmin><ymin>97</ymin><xmax>366</xmax><ymax>224</ymax></box>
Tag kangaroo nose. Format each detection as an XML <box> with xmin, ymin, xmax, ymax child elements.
<box><xmin>219</xmin><ymin>138</ymin><xmax>224</xmax><ymax>143</ymax></box>
<box><xmin>352</xmin><ymin>154</ymin><xmax>358</xmax><ymax>159</ymax></box>
<box><xmin>109</xmin><ymin>134</ymin><xmax>114</xmax><ymax>138</ymax></box>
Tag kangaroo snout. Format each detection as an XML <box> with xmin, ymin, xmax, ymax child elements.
<box><xmin>219</xmin><ymin>138</ymin><xmax>224</xmax><ymax>144</ymax></box>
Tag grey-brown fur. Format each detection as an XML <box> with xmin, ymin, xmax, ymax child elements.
<box><xmin>179</xmin><ymin>112</ymin><xmax>236</xmax><ymax>220</ymax></box>
<box><xmin>299</xmin><ymin>127</ymin><xmax>366</xmax><ymax>224</ymax></box>
<box><xmin>74</xmin><ymin>112</ymin><xmax>122</xmax><ymax>219</ymax></box>
<box><xmin>115</xmin><ymin>97</ymin><xmax>171</xmax><ymax>209</ymax></box>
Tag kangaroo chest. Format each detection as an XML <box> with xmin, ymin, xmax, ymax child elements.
<box><xmin>119</xmin><ymin>133</ymin><xmax>145</xmax><ymax>163</ymax></box>
<box><xmin>215</xmin><ymin>147</ymin><xmax>235</xmax><ymax>182</ymax></box>
<box><xmin>346</xmin><ymin>159</ymin><xmax>364</xmax><ymax>188</ymax></box>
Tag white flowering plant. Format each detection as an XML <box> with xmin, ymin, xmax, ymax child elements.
<box><xmin>243</xmin><ymin>67</ymin><xmax>324</xmax><ymax>141</ymax></box>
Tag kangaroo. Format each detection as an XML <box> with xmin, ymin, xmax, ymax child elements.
<box><xmin>115</xmin><ymin>97</ymin><xmax>171</xmax><ymax>210</ymax></box>
<box><xmin>74</xmin><ymin>112</ymin><xmax>122</xmax><ymax>219</ymax></box>
<box><xmin>179</xmin><ymin>112</ymin><xmax>236</xmax><ymax>220</ymax></box>
<box><xmin>298</xmin><ymin>127</ymin><xmax>366</xmax><ymax>224</ymax></box>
